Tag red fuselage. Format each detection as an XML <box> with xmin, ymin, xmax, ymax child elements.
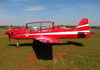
<box><xmin>5</xmin><ymin>26</ymin><xmax>90</xmax><ymax>40</ymax></box>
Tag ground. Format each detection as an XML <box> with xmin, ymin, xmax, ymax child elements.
<box><xmin>0</xmin><ymin>28</ymin><xmax>100</xmax><ymax>70</ymax></box>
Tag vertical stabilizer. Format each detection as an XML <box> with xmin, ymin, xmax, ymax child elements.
<box><xmin>77</xmin><ymin>18</ymin><xmax>90</xmax><ymax>38</ymax></box>
<box><xmin>77</xmin><ymin>18</ymin><xmax>90</xmax><ymax>31</ymax></box>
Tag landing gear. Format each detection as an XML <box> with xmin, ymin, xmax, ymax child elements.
<box><xmin>16</xmin><ymin>40</ymin><xmax>19</xmax><ymax>47</ymax></box>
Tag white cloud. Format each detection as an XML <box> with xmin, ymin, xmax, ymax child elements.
<box><xmin>24</xmin><ymin>6</ymin><xmax>46</xmax><ymax>11</ymax></box>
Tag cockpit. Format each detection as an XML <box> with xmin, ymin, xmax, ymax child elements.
<box><xmin>26</xmin><ymin>21</ymin><xmax>54</xmax><ymax>31</ymax></box>
<box><xmin>27</xmin><ymin>27</ymin><xmax>40</xmax><ymax>31</ymax></box>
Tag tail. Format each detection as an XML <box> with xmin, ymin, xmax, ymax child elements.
<box><xmin>77</xmin><ymin>18</ymin><xmax>90</xmax><ymax>31</ymax></box>
<box><xmin>77</xmin><ymin>18</ymin><xmax>91</xmax><ymax>38</ymax></box>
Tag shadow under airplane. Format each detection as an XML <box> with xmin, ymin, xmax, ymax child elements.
<box><xmin>32</xmin><ymin>40</ymin><xmax>53</xmax><ymax>60</ymax></box>
<box><xmin>8</xmin><ymin>40</ymin><xmax>84</xmax><ymax>60</ymax></box>
<box><xmin>51</xmin><ymin>41</ymin><xmax>84</xmax><ymax>46</ymax></box>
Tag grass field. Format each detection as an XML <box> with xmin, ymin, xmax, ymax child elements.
<box><xmin>0</xmin><ymin>28</ymin><xmax>100</xmax><ymax>70</ymax></box>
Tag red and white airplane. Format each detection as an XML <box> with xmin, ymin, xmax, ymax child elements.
<box><xmin>5</xmin><ymin>18</ymin><xmax>92</xmax><ymax>47</ymax></box>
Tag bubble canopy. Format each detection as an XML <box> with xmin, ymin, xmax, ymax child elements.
<box><xmin>26</xmin><ymin>21</ymin><xmax>54</xmax><ymax>31</ymax></box>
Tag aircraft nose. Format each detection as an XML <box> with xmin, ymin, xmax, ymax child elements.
<box><xmin>5</xmin><ymin>31</ymin><xmax>12</xmax><ymax>42</ymax></box>
<box><xmin>5</xmin><ymin>31</ymin><xmax>14</xmax><ymax>35</ymax></box>
<box><xmin>5</xmin><ymin>31</ymin><xmax>9</xmax><ymax>34</ymax></box>
<box><xmin>5</xmin><ymin>31</ymin><xmax>11</xmax><ymax>35</ymax></box>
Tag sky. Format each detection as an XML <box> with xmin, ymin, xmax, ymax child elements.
<box><xmin>0</xmin><ymin>0</ymin><xmax>100</xmax><ymax>26</ymax></box>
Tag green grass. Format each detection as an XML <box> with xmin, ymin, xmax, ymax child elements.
<box><xmin>0</xmin><ymin>29</ymin><xmax>100</xmax><ymax>70</ymax></box>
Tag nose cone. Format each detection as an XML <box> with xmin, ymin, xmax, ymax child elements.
<box><xmin>5</xmin><ymin>31</ymin><xmax>9</xmax><ymax>34</ymax></box>
<box><xmin>5</xmin><ymin>31</ymin><xmax>11</xmax><ymax>35</ymax></box>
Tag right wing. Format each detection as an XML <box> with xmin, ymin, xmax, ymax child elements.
<box><xmin>35</xmin><ymin>37</ymin><xmax>62</xmax><ymax>43</ymax></box>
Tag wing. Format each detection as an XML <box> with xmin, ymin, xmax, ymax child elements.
<box><xmin>35</xmin><ymin>38</ymin><xmax>62</xmax><ymax>43</ymax></box>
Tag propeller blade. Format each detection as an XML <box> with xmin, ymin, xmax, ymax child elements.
<box><xmin>8</xmin><ymin>34</ymin><xmax>11</xmax><ymax>42</ymax></box>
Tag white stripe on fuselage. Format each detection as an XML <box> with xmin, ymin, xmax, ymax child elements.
<box><xmin>77</xmin><ymin>24</ymin><xmax>89</xmax><ymax>28</ymax></box>
<box><xmin>16</xmin><ymin>30</ymin><xmax>90</xmax><ymax>36</ymax></box>
<box><xmin>29</xmin><ymin>30</ymin><xmax>90</xmax><ymax>35</ymax></box>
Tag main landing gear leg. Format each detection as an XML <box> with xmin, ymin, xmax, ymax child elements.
<box><xmin>16</xmin><ymin>40</ymin><xmax>19</xmax><ymax>47</ymax></box>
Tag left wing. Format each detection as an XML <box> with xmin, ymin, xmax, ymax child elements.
<box><xmin>36</xmin><ymin>38</ymin><xmax>62</xmax><ymax>43</ymax></box>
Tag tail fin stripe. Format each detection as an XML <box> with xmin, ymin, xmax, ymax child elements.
<box><xmin>77</xmin><ymin>24</ymin><xmax>89</xmax><ymax>28</ymax></box>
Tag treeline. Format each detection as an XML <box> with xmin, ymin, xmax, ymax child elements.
<box><xmin>0</xmin><ymin>25</ymin><xmax>25</xmax><ymax>29</ymax></box>
<box><xmin>58</xmin><ymin>25</ymin><xmax>76</xmax><ymax>28</ymax></box>
<box><xmin>58</xmin><ymin>25</ymin><xmax>100</xmax><ymax>29</ymax></box>
<box><xmin>0</xmin><ymin>26</ymin><xmax>4</xmax><ymax>28</ymax></box>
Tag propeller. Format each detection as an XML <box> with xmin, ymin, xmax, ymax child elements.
<box><xmin>8</xmin><ymin>34</ymin><xmax>11</xmax><ymax>42</ymax></box>
<box><xmin>5</xmin><ymin>31</ymin><xmax>11</xmax><ymax>42</ymax></box>
<box><xmin>7</xmin><ymin>32</ymin><xmax>11</xmax><ymax>42</ymax></box>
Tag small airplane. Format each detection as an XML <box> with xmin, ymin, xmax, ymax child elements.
<box><xmin>5</xmin><ymin>18</ymin><xmax>92</xmax><ymax>47</ymax></box>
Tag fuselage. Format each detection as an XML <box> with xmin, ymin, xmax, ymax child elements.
<box><xmin>5</xmin><ymin>26</ymin><xmax>90</xmax><ymax>40</ymax></box>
